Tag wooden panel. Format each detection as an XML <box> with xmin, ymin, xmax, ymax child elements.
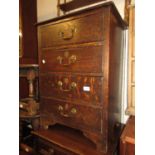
<box><xmin>32</xmin><ymin>125</ymin><xmax>104</xmax><ymax>155</ymax></box>
<box><xmin>130</xmin><ymin>6</ymin><xmax>135</xmax><ymax>58</ymax></box>
<box><xmin>40</xmin><ymin>98</ymin><xmax>102</xmax><ymax>133</ymax></box>
<box><xmin>39</xmin><ymin>9</ymin><xmax>105</xmax><ymax>48</ymax></box>
<box><xmin>36</xmin><ymin>138</ymin><xmax>76</xmax><ymax>155</ymax></box>
<box><xmin>125</xmin><ymin>143</ymin><xmax>135</xmax><ymax>155</ymax></box>
<box><xmin>40</xmin><ymin>74</ymin><xmax>103</xmax><ymax>105</ymax></box>
<box><xmin>37</xmin><ymin>2</ymin><xmax>126</xmax><ymax>154</ymax></box>
<box><xmin>39</xmin><ymin>45</ymin><xmax>104</xmax><ymax>73</ymax></box>
<box><xmin>19</xmin><ymin>0</ymin><xmax>38</xmax><ymax>64</ymax></box>
<box><xmin>127</xmin><ymin>5</ymin><xmax>135</xmax><ymax>115</ymax></box>
<box><xmin>19</xmin><ymin>77</ymin><xmax>29</xmax><ymax>99</ymax></box>
<box><xmin>127</xmin><ymin>85</ymin><xmax>135</xmax><ymax>115</ymax></box>
<box><xmin>131</xmin><ymin>60</ymin><xmax>135</xmax><ymax>83</ymax></box>
<box><xmin>131</xmin><ymin>86</ymin><xmax>135</xmax><ymax>108</ymax></box>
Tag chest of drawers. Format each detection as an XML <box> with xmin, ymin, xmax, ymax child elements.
<box><xmin>37</xmin><ymin>2</ymin><xmax>127</xmax><ymax>154</ymax></box>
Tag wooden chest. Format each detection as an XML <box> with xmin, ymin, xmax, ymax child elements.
<box><xmin>37</xmin><ymin>2</ymin><xmax>127</xmax><ymax>154</ymax></box>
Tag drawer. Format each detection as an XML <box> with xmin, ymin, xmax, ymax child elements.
<box><xmin>40</xmin><ymin>45</ymin><xmax>103</xmax><ymax>73</ymax></box>
<box><xmin>40</xmin><ymin>74</ymin><xmax>103</xmax><ymax>105</ymax></box>
<box><xmin>39</xmin><ymin>9</ymin><xmax>105</xmax><ymax>48</ymax></box>
<box><xmin>40</xmin><ymin>98</ymin><xmax>102</xmax><ymax>133</ymax></box>
<box><xmin>36</xmin><ymin>138</ymin><xmax>76</xmax><ymax>155</ymax></box>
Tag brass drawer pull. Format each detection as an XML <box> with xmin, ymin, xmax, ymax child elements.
<box><xmin>57</xmin><ymin>80</ymin><xmax>77</xmax><ymax>92</ymax></box>
<box><xmin>58</xmin><ymin>105</ymin><xmax>77</xmax><ymax>118</ymax></box>
<box><xmin>70</xmin><ymin>108</ymin><xmax>77</xmax><ymax>114</ymax></box>
<box><xmin>57</xmin><ymin>51</ymin><xmax>76</xmax><ymax>66</ymax></box>
<box><xmin>58</xmin><ymin>105</ymin><xmax>63</xmax><ymax>111</ymax></box>
<box><xmin>59</xmin><ymin>25</ymin><xmax>76</xmax><ymax>40</ymax></box>
<box><xmin>60</xmin><ymin>112</ymin><xmax>69</xmax><ymax>118</ymax></box>
<box><xmin>58</xmin><ymin>105</ymin><xmax>69</xmax><ymax>118</ymax></box>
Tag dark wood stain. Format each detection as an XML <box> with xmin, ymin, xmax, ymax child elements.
<box><xmin>37</xmin><ymin>2</ymin><xmax>126</xmax><ymax>155</ymax></box>
<box><xmin>19</xmin><ymin>0</ymin><xmax>38</xmax><ymax>64</ymax></box>
<box><xmin>40</xmin><ymin>74</ymin><xmax>103</xmax><ymax>105</ymax></box>
<box><xmin>40</xmin><ymin>45</ymin><xmax>104</xmax><ymax>73</ymax></box>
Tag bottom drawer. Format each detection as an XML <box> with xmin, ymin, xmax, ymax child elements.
<box><xmin>40</xmin><ymin>97</ymin><xmax>102</xmax><ymax>133</ymax></box>
<box><xmin>36</xmin><ymin>138</ymin><xmax>77</xmax><ymax>155</ymax></box>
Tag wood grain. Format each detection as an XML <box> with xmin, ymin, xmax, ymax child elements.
<box><xmin>37</xmin><ymin>2</ymin><xmax>126</xmax><ymax>154</ymax></box>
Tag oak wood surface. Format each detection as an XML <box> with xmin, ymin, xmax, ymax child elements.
<box><xmin>40</xmin><ymin>45</ymin><xmax>104</xmax><ymax>73</ymax></box>
<box><xmin>37</xmin><ymin>2</ymin><xmax>126</xmax><ymax>154</ymax></box>
<box><xmin>40</xmin><ymin>74</ymin><xmax>103</xmax><ymax>105</ymax></box>
<box><xmin>19</xmin><ymin>0</ymin><xmax>38</xmax><ymax>64</ymax></box>
<box><xmin>126</xmin><ymin>5</ymin><xmax>135</xmax><ymax>116</ymax></box>
<box><xmin>39</xmin><ymin>9</ymin><xmax>105</xmax><ymax>48</ymax></box>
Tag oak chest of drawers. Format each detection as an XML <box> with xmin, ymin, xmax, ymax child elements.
<box><xmin>37</xmin><ymin>2</ymin><xmax>127</xmax><ymax>154</ymax></box>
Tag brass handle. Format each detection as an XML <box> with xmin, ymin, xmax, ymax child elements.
<box><xmin>58</xmin><ymin>105</ymin><xmax>63</xmax><ymax>111</ymax></box>
<box><xmin>70</xmin><ymin>108</ymin><xmax>77</xmax><ymax>114</ymax></box>
<box><xmin>58</xmin><ymin>105</ymin><xmax>77</xmax><ymax>117</ymax></box>
<box><xmin>58</xmin><ymin>105</ymin><xmax>69</xmax><ymax>118</ymax></box>
<box><xmin>57</xmin><ymin>52</ymin><xmax>76</xmax><ymax>66</ymax></box>
<box><xmin>60</xmin><ymin>112</ymin><xmax>69</xmax><ymax>118</ymax></box>
<box><xmin>57</xmin><ymin>81</ymin><xmax>77</xmax><ymax>92</ymax></box>
<box><xmin>70</xmin><ymin>82</ymin><xmax>77</xmax><ymax>89</ymax></box>
<box><xmin>60</xmin><ymin>108</ymin><xmax>77</xmax><ymax>117</ymax></box>
<box><xmin>59</xmin><ymin>27</ymin><xmax>76</xmax><ymax>40</ymax></box>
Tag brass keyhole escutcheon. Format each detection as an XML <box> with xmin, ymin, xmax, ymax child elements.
<box><xmin>71</xmin><ymin>108</ymin><xmax>77</xmax><ymax>114</ymax></box>
<box><xmin>57</xmin><ymin>51</ymin><xmax>77</xmax><ymax>66</ymax></box>
<box><xmin>57</xmin><ymin>81</ymin><xmax>63</xmax><ymax>87</ymax></box>
<box><xmin>71</xmin><ymin>82</ymin><xmax>77</xmax><ymax>89</ymax></box>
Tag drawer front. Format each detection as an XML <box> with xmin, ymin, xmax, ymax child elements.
<box><xmin>39</xmin><ymin>9</ymin><xmax>104</xmax><ymax>48</ymax></box>
<box><xmin>40</xmin><ymin>98</ymin><xmax>102</xmax><ymax>133</ymax></box>
<box><xmin>36</xmin><ymin>138</ymin><xmax>76</xmax><ymax>155</ymax></box>
<box><xmin>40</xmin><ymin>45</ymin><xmax>103</xmax><ymax>73</ymax></box>
<box><xmin>40</xmin><ymin>74</ymin><xmax>103</xmax><ymax>105</ymax></box>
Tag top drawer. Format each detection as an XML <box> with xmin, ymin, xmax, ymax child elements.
<box><xmin>39</xmin><ymin>9</ymin><xmax>105</xmax><ymax>48</ymax></box>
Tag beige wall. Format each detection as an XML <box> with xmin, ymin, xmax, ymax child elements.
<box><xmin>37</xmin><ymin>0</ymin><xmax>58</xmax><ymax>22</ymax></box>
<box><xmin>37</xmin><ymin>0</ymin><xmax>125</xmax><ymax>22</ymax></box>
<box><xmin>113</xmin><ymin>0</ymin><xmax>125</xmax><ymax>18</ymax></box>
